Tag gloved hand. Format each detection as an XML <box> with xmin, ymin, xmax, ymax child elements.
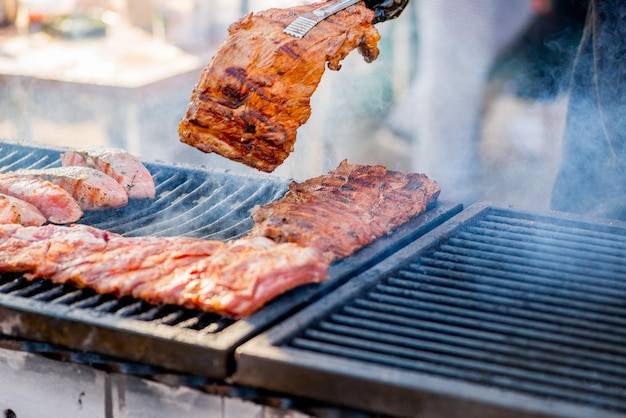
<box><xmin>363</xmin><ymin>0</ymin><xmax>410</xmax><ymax>23</ymax></box>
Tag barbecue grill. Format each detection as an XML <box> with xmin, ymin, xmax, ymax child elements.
<box><xmin>0</xmin><ymin>140</ymin><xmax>459</xmax><ymax>381</ymax></box>
<box><xmin>235</xmin><ymin>202</ymin><xmax>626</xmax><ymax>418</ymax></box>
<box><xmin>3</xmin><ymin>140</ymin><xmax>626</xmax><ymax>418</ymax></box>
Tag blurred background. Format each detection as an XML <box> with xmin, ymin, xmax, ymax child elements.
<box><xmin>0</xmin><ymin>0</ymin><xmax>588</xmax><ymax>209</ymax></box>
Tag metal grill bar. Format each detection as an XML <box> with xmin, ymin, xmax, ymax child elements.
<box><xmin>80</xmin><ymin>166</ymin><xmax>288</xmax><ymax>240</ymax></box>
<box><xmin>289</xmin><ymin>208</ymin><xmax>626</xmax><ymax>412</ymax></box>
<box><xmin>0</xmin><ymin>275</ymin><xmax>233</xmax><ymax>333</ymax></box>
<box><xmin>483</xmin><ymin>213</ymin><xmax>626</xmax><ymax>242</ymax></box>
<box><xmin>290</xmin><ymin>335</ymin><xmax>626</xmax><ymax>411</ymax></box>
<box><xmin>422</xmin><ymin>251</ymin><xmax>626</xmax><ymax>296</ymax></box>
<box><xmin>235</xmin><ymin>203</ymin><xmax>626</xmax><ymax>417</ymax></box>
<box><xmin>365</xmin><ymin>285</ymin><xmax>626</xmax><ymax>348</ymax></box>
<box><xmin>325</xmin><ymin>307</ymin><xmax>626</xmax><ymax>375</ymax></box>
<box><xmin>0</xmin><ymin>150</ymin><xmax>58</xmax><ymax>172</ymax></box>
<box><xmin>394</xmin><ymin>268</ymin><xmax>626</xmax><ymax>322</ymax></box>
<box><xmin>445</xmin><ymin>233</ymin><xmax>626</xmax><ymax>273</ymax></box>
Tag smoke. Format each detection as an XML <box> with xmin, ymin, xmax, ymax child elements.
<box><xmin>550</xmin><ymin>0</ymin><xmax>626</xmax><ymax>220</ymax></box>
<box><xmin>380</xmin><ymin>0</ymin><xmax>593</xmax><ymax>210</ymax></box>
<box><xmin>381</xmin><ymin>1</ymin><xmax>539</xmax><ymax>206</ymax></box>
<box><xmin>488</xmin><ymin>4</ymin><xmax>587</xmax><ymax>103</ymax></box>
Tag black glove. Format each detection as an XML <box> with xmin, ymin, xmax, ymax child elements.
<box><xmin>363</xmin><ymin>0</ymin><xmax>410</xmax><ymax>24</ymax></box>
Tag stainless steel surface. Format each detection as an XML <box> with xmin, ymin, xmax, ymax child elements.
<box><xmin>283</xmin><ymin>0</ymin><xmax>360</xmax><ymax>38</ymax></box>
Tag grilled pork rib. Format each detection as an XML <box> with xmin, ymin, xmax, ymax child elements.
<box><xmin>250</xmin><ymin>160</ymin><xmax>440</xmax><ymax>260</ymax></box>
<box><xmin>0</xmin><ymin>224</ymin><xmax>329</xmax><ymax>318</ymax></box>
<box><xmin>178</xmin><ymin>1</ymin><xmax>380</xmax><ymax>172</ymax></box>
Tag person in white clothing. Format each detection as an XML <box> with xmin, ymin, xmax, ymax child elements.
<box><xmin>386</xmin><ymin>0</ymin><xmax>534</xmax><ymax>203</ymax></box>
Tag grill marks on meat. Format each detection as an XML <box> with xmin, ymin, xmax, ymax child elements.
<box><xmin>0</xmin><ymin>173</ymin><xmax>83</xmax><ymax>224</ymax></box>
<box><xmin>12</xmin><ymin>167</ymin><xmax>129</xmax><ymax>210</ymax></box>
<box><xmin>0</xmin><ymin>149</ymin><xmax>439</xmax><ymax>318</ymax></box>
<box><xmin>178</xmin><ymin>2</ymin><xmax>380</xmax><ymax>172</ymax></box>
<box><xmin>250</xmin><ymin>160</ymin><xmax>440</xmax><ymax>261</ymax></box>
<box><xmin>61</xmin><ymin>147</ymin><xmax>156</xmax><ymax>199</ymax></box>
<box><xmin>0</xmin><ymin>224</ymin><xmax>329</xmax><ymax>318</ymax></box>
<box><xmin>0</xmin><ymin>193</ymin><xmax>46</xmax><ymax>226</ymax></box>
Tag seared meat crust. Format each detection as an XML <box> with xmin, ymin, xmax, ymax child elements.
<box><xmin>178</xmin><ymin>2</ymin><xmax>380</xmax><ymax>172</ymax></box>
<box><xmin>249</xmin><ymin>160</ymin><xmax>440</xmax><ymax>260</ymax></box>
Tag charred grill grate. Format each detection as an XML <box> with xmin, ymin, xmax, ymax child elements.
<box><xmin>0</xmin><ymin>142</ymin><xmax>285</xmax><ymax>335</ymax></box>
<box><xmin>0</xmin><ymin>140</ymin><xmax>460</xmax><ymax>380</ymax></box>
<box><xmin>0</xmin><ymin>143</ymin><xmax>289</xmax><ymax>240</ymax></box>
<box><xmin>235</xmin><ymin>203</ymin><xmax>626</xmax><ymax>417</ymax></box>
<box><xmin>0</xmin><ymin>141</ymin><xmax>292</xmax><ymax>376</ymax></box>
<box><xmin>0</xmin><ymin>275</ymin><xmax>235</xmax><ymax>333</ymax></box>
<box><xmin>290</xmin><ymin>212</ymin><xmax>626</xmax><ymax>410</ymax></box>
<box><xmin>82</xmin><ymin>164</ymin><xmax>290</xmax><ymax>240</ymax></box>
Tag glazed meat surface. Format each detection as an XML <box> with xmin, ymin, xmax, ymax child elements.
<box><xmin>0</xmin><ymin>224</ymin><xmax>329</xmax><ymax>318</ymax></box>
<box><xmin>250</xmin><ymin>160</ymin><xmax>440</xmax><ymax>261</ymax></box>
<box><xmin>178</xmin><ymin>1</ymin><xmax>380</xmax><ymax>172</ymax></box>
<box><xmin>12</xmin><ymin>166</ymin><xmax>128</xmax><ymax>210</ymax></box>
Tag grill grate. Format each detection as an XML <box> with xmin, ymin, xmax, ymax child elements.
<box><xmin>0</xmin><ymin>141</ymin><xmax>290</xmax><ymax>241</ymax></box>
<box><xmin>82</xmin><ymin>165</ymin><xmax>289</xmax><ymax>240</ymax></box>
<box><xmin>0</xmin><ymin>276</ymin><xmax>235</xmax><ymax>333</ymax></box>
<box><xmin>0</xmin><ymin>140</ymin><xmax>460</xmax><ymax>380</ymax></box>
<box><xmin>235</xmin><ymin>203</ymin><xmax>626</xmax><ymax>418</ymax></box>
<box><xmin>0</xmin><ymin>140</ymin><xmax>293</xmax><ymax>377</ymax></box>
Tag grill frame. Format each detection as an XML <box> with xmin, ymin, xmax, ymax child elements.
<box><xmin>234</xmin><ymin>202</ymin><xmax>626</xmax><ymax>418</ymax></box>
<box><xmin>0</xmin><ymin>140</ymin><xmax>460</xmax><ymax>379</ymax></box>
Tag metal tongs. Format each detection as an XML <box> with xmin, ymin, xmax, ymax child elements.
<box><xmin>283</xmin><ymin>0</ymin><xmax>361</xmax><ymax>38</ymax></box>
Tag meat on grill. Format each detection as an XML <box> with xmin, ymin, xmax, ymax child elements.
<box><xmin>12</xmin><ymin>167</ymin><xmax>128</xmax><ymax>210</ymax></box>
<box><xmin>0</xmin><ymin>173</ymin><xmax>83</xmax><ymax>224</ymax></box>
<box><xmin>0</xmin><ymin>223</ymin><xmax>329</xmax><ymax>318</ymax></box>
<box><xmin>0</xmin><ymin>193</ymin><xmax>46</xmax><ymax>226</ymax></box>
<box><xmin>178</xmin><ymin>1</ymin><xmax>380</xmax><ymax>172</ymax></box>
<box><xmin>249</xmin><ymin>160</ymin><xmax>440</xmax><ymax>261</ymax></box>
<box><xmin>61</xmin><ymin>147</ymin><xmax>156</xmax><ymax>199</ymax></box>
